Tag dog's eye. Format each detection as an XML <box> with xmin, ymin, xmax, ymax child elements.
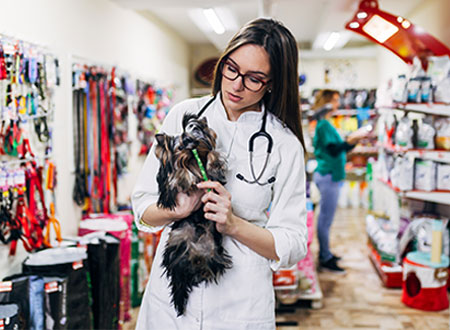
<box><xmin>187</xmin><ymin>123</ymin><xmax>198</xmax><ymax>131</ymax></box>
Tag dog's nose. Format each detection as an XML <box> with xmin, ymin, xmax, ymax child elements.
<box><xmin>182</xmin><ymin>136</ymin><xmax>197</xmax><ymax>148</ymax></box>
<box><xmin>182</xmin><ymin>136</ymin><xmax>192</xmax><ymax>145</ymax></box>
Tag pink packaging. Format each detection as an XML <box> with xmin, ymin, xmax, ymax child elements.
<box><xmin>79</xmin><ymin>212</ymin><xmax>133</xmax><ymax>328</ymax></box>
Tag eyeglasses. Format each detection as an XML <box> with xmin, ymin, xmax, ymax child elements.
<box><xmin>221</xmin><ymin>60</ymin><xmax>271</xmax><ymax>93</ymax></box>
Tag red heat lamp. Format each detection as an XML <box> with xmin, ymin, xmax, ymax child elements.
<box><xmin>345</xmin><ymin>0</ymin><xmax>450</xmax><ymax>70</ymax></box>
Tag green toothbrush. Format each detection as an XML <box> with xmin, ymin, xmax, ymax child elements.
<box><xmin>192</xmin><ymin>149</ymin><xmax>210</xmax><ymax>190</ymax></box>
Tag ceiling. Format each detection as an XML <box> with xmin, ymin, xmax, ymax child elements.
<box><xmin>111</xmin><ymin>0</ymin><xmax>425</xmax><ymax>50</ymax></box>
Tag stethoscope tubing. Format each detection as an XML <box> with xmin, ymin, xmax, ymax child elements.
<box><xmin>197</xmin><ymin>94</ymin><xmax>275</xmax><ymax>186</ymax></box>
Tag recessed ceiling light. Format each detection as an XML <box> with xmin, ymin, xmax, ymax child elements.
<box><xmin>203</xmin><ymin>8</ymin><xmax>225</xmax><ymax>35</ymax></box>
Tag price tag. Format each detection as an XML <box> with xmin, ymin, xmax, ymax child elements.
<box><xmin>45</xmin><ymin>281</ymin><xmax>59</xmax><ymax>293</ymax></box>
<box><xmin>0</xmin><ymin>281</ymin><xmax>12</xmax><ymax>292</ymax></box>
<box><xmin>72</xmin><ymin>260</ymin><xmax>83</xmax><ymax>270</ymax></box>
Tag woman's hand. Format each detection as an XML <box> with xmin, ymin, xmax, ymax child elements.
<box><xmin>197</xmin><ymin>181</ymin><xmax>238</xmax><ymax>235</ymax></box>
<box><xmin>347</xmin><ymin>126</ymin><xmax>372</xmax><ymax>144</ymax></box>
<box><xmin>171</xmin><ymin>190</ymin><xmax>205</xmax><ymax>220</ymax></box>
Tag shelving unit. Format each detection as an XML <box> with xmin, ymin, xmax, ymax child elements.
<box><xmin>376</xmin><ymin>102</ymin><xmax>450</xmax><ymax>205</ymax></box>
<box><xmin>275</xmin><ymin>271</ymin><xmax>323</xmax><ymax>309</ymax></box>
<box><xmin>382</xmin><ymin>142</ymin><xmax>450</xmax><ymax>162</ymax></box>
<box><xmin>404</xmin><ymin>191</ymin><xmax>450</xmax><ymax>205</ymax></box>
<box><xmin>391</xmin><ymin>103</ymin><xmax>450</xmax><ymax>116</ymax></box>
<box><xmin>368</xmin><ymin>102</ymin><xmax>450</xmax><ymax>289</ymax></box>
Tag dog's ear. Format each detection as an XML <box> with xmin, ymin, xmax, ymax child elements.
<box><xmin>155</xmin><ymin>134</ymin><xmax>166</xmax><ymax>146</ymax></box>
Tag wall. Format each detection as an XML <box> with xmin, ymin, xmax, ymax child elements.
<box><xmin>376</xmin><ymin>0</ymin><xmax>450</xmax><ymax>85</ymax></box>
<box><xmin>299</xmin><ymin>56</ymin><xmax>379</xmax><ymax>99</ymax></box>
<box><xmin>190</xmin><ymin>43</ymin><xmax>220</xmax><ymax>96</ymax></box>
<box><xmin>409</xmin><ymin>0</ymin><xmax>450</xmax><ymax>47</ymax></box>
<box><xmin>0</xmin><ymin>0</ymin><xmax>190</xmax><ymax>278</ymax></box>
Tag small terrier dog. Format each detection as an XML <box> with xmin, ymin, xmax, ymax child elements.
<box><xmin>155</xmin><ymin>113</ymin><xmax>232</xmax><ymax>316</ymax></box>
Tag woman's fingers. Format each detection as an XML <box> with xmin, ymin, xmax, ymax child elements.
<box><xmin>203</xmin><ymin>201</ymin><xmax>227</xmax><ymax>215</ymax></box>
<box><xmin>197</xmin><ymin>181</ymin><xmax>231</xmax><ymax>199</ymax></box>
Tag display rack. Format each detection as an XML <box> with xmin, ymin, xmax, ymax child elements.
<box><xmin>275</xmin><ymin>271</ymin><xmax>323</xmax><ymax>309</ymax></box>
<box><xmin>369</xmin><ymin>101</ymin><xmax>450</xmax><ymax>288</ymax></box>
<box><xmin>389</xmin><ymin>103</ymin><xmax>450</xmax><ymax>116</ymax></box>
<box><xmin>377</xmin><ymin>102</ymin><xmax>450</xmax><ymax>205</ymax></box>
<box><xmin>383</xmin><ymin>144</ymin><xmax>450</xmax><ymax>164</ymax></box>
<box><xmin>368</xmin><ymin>240</ymin><xmax>403</xmax><ymax>288</ymax></box>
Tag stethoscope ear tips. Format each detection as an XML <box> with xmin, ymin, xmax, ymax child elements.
<box><xmin>236</xmin><ymin>173</ymin><xmax>244</xmax><ymax>181</ymax></box>
<box><xmin>268</xmin><ymin>177</ymin><xmax>276</xmax><ymax>184</ymax></box>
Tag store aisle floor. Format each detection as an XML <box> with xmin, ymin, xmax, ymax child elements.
<box><xmin>125</xmin><ymin>207</ymin><xmax>449</xmax><ymax>330</ymax></box>
<box><xmin>276</xmin><ymin>207</ymin><xmax>449</xmax><ymax>330</ymax></box>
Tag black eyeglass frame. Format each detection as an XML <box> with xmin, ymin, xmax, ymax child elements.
<box><xmin>220</xmin><ymin>59</ymin><xmax>271</xmax><ymax>93</ymax></box>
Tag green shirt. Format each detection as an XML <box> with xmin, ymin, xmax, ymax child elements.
<box><xmin>313</xmin><ymin>119</ymin><xmax>347</xmax><ymax>182</ymax></box>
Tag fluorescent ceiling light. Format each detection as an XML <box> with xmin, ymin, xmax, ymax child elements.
<box><xmin>323</xmin><ymin>32</ymin><xmax>340</xmax><ymax>51</ymax></box>
<box><xmin>203</xmin><ymin>8</ymin><xmax>225</xmax><ymax>35</ymax></box>
<box><xmin>313</xmin><ymin>31</ymin><xmax>351</xmax><ymax>51</ymax></box>
<box><xmin>362</xmin><ymin>14</ymin><xmax>399</xmax><ymax>43</ymax></box>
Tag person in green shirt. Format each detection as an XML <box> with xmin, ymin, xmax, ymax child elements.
<box><xmin>312</xmin><ymin>89</ymin><xmax>368</xmax><ymax>273</ymax></box>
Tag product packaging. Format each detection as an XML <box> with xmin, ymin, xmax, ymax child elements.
<box><xmin>406</xmin><ymin>77</ymin><xmax>422</xmax><ymax>103</ymax></box>
<box><xmin>396</xmin><ymin>117</ymin><xmax>413</xmax><ymax>148</ymax></box>
<box><xmin>392</xmin><ymin>75</ymin><xmax>408</xmax><ymax>103</ymax></box>
<box><xmin>418</xmin><ymin>121</ymin><xmax>435</xmax><ymax>149</ymax></box>
<box><xmin>435</xmin><ymin>118</ymin><xmax>450</xmax><ymax>150</ymax></box>
<box><xmin>420</xmin><ymin>77</ymin><xmax>433</xmax><ymax>103</ymax></box>
<box><xmin>22</xmin><ymin>247</ymin><xmax>92</xmax><ymax>330</ymax></box>
<box><xmin>0</xmin><ymin>304</ymin><xmax>20</xmax><ymax>330</ymax></box>
<box><xmin>414</xmin><ymin>159</ymin><xmax>436</xmax><ymax>191</ymax></box>
<box><xmin>436</xmin><ymin>163</ymin><xmax>450</xmax><ymax>191</ymax></box>
<box><xmin>391</xmin><ymin>156</ymin><xmax>414</xmax><ymax>191</ymax></box>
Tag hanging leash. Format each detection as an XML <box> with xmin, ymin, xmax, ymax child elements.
<box><xmin>43</xmin><ymin>202</ymin><xmax>61</xmax><ymax>248</ymax></box>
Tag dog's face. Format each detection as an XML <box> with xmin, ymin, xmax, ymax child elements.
<box><xmin>154</xmin><ymin>113</ymin><xmax>224</xmax><ymax>205</ymax></box>
<box><xmin>180</xmin><ymin>114</ymin><xmax>216</xmax><ymax>152</ymax></box>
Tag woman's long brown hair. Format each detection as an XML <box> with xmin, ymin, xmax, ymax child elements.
<box><xmin>211</xmin><ymin>18</ymin><xmax>305</xmax><ymax>149</ymax></box>
<box><xmin>312</xmin><ymin>89</ymin><xmax>339</xmax><ymax>110</ymax></box>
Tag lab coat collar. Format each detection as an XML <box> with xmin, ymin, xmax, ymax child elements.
<box><xmin>214</xmin><ymin>92</ymin><xmax>264</xmax><ymax>123</ymax></box>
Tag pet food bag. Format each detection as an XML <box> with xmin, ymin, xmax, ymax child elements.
<box><xmin>0</xmin><ymin>304</ymin><xmax>20</xmax><ymax>330</ymax></box>
<box><xmin>22</xmin><ymin>247</ymin><xmax>92</xmax><ymax>330</ymax></box>
<box><xmin>0</xmin><ymin>275</ymin><xmax>44</xmax><ymax>330</ymax></box>
<box><xmin>402</xmin><ymin>251</ymin><xmax>449</xmax><ymax>311</ymax></box>
<box><xmin>43</xmin><ymin>276</ymin><xmax>69</xmax><ymax>330</ymax></box>
<box><xmin>78</xmin><ymin>232</ymin><xmax>120</xmax><ymax>330</ymax></box>
<box><xmin>79</xmin><ymin>213</ymin><xmax>132</xmax><ymax>327</ymax></box>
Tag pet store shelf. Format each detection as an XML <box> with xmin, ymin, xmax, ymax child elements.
<box><xmin>296</xmin><ymin>271</ymin><xmax>323</xmax><ymax>309</ymax></box>
<box><xmin>368</xmin><ymin>242</ymin><xmax>403</xmax><ymax>288</ymax></box>
<box><xmin>383</xmin><ymin>144</ymin><xmax>450</xmax><ymax>164</ymax></box>
<box><xmin>391</xmin><ymin>103</ymin><xmax>450</xmax><ymax>116</ymax></box>
<box><xmin>275</xmin><ymin>271</ymin><xmax>323</xmax><ymax>309</ymax></box>
<box><xmin>332</xmin><ymin>109</ymin><xmax>377</xmax><ymax>116</ymax></box>
<box><xmin>403</xmin><ymin>191</ymin><xmax>450</xmax><ymax>205</ymax></box>
<box><xmin>377</xmin><ymin>178</ymin><xmax>450</xmax><ymax>205</ymax></box>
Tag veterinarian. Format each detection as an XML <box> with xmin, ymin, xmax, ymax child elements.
<box><xmin>132</xmin><ymin>17</ymin><xmax>307</xmax><ymax>329</ymax></box>
<box><xmin>311</xmin><ymin>89</ymin><xmax>369</xmax><ymax>274</ymax></box>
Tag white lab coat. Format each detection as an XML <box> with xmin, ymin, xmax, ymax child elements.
<box><xmin>132</xmin><ymin>93</ymin><xmax>307</xmax><ymax>330</ymax></box>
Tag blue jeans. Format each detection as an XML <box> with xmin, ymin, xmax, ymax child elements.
<box><xmin>313</xmin><ymin>172</ymin><xmax>341</xmax><ymax>262</ymax></box>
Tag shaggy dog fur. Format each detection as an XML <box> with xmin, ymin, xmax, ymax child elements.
<box><xmin>155</xmin><ymin>113</ymin><xmax>232</xmax><ymax>316</ymax></box>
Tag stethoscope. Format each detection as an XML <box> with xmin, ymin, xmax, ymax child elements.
<box><xmin>197</xmin><ymin>94</ymin><xmax>276</xmax><ymax>186</ymax></box>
